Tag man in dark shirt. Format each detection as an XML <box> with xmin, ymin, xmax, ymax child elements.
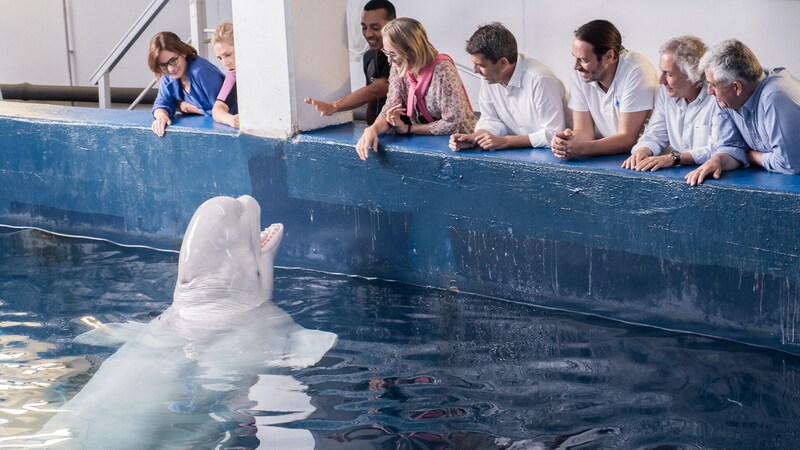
<box><xmin>303</xmin><ymin>0</ymin><xmax>395</xmax><ymax>124</ymax></box>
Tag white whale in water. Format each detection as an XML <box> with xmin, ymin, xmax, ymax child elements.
<box><xmin>13</xmin><ymin>195</ymin><xmax>336</xmax><ymax>449</ymax></box>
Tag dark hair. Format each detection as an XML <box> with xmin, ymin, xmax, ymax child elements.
<box><xmin>465</xmin><ymin>22</ymin><xmax>518</xmax><ymax>65</ymax></box>
<box><xmin>363</xmin><ymin>0</ymin><xmax>396</xmax><ymax>21</ymax></box>
<box><xmin>147</xmin><ymin>31</ymin><xmax>198</xmax><ymax>76</ymax></box>
<box><xmin>574</xmin><ymin>19</ymin><xmax>624</xmax><ymax>61</ymax></box>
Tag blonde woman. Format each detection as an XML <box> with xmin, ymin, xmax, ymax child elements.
<box><xmin>148</xmin><ymin>31</ymin><xmax>226</xmax><ymax>137</ymax></box>
<box><xmin>211</xmin><ymin>22</ymin><xmax>239</xmax><ymax>129</ymax></box>
<box><xmin>355</xmin><ymin>17</ymin><xmax>476</xmax><ymax>160</ymax></box>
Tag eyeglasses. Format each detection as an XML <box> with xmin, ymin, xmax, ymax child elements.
<box><xmin>157</xmin><ymin>56</ymin><xmax>180</xmax><ymax>72</ymax></box>
<box><xmin>381</xmin><ymin>49</ymin><xmax>400</xmax><ymax>63</ymax></box>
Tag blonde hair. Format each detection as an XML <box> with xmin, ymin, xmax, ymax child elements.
<box><xmin>382</xmin><ymin>17</ymin><xmax>437</xmax><ymax>75</ymax></box>
<box><xmin>211</xmin><ymin>21</ymin><xmax>234</xmax><ymax>46</ymax></box>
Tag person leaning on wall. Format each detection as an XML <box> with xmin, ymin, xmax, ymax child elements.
<box><xmin>210</xmin><ymin>22</ymin><xmax>239</xmax><ymax>129</ymax></box>
<box><xmin>621</xmin><ymin>35</ymin><xmax>717</xmax><ymax>172</ymax></box>
<box><xmin>449</xmin><ymin>22</ymin><xmax>567</xmax><ymax>152</ymax></box>
<box><xmin>355</xmin><ymin>17</ymin><xmax>477</xmax><ymax>160</ymax></box>
<box><xmin>148</xmin><ymin>31</ymin><xmax>229</xmax><ymax>137</ymax></box>
<box><xmin>304</xmin><ymin>0</ymin><xmax>396</xmax><ymax>125</ymax></box>
<box><xmin>550</xmin><ymin>20</ymin><xmax>658</xmax><ymax>160</ymax></box>
<box><xmin>685</xmin><ymin>39</ymin><xmax>800</xmax><ymax>185</ymax></box>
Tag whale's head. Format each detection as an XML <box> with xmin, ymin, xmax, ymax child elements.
<box><xmin>173</xmin><ymin>195</ymin><xmax>283</xmax><ymax>315</ymax></box>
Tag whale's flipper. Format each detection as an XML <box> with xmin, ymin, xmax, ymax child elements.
<box><xmin>74</xmin><ymin>321</ymin><xmax>148</xmax><ymax>347</ymax></box>
<box><xmin>273</xmin><ymin>329</ymin><xmax>338</xmax><ymax>368</ymax></box>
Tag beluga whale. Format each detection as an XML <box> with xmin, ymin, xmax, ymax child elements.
<box><xmin>14</xmin><ymin>195</ymin><xmax>336</xmax><ymax>449</ymax></box>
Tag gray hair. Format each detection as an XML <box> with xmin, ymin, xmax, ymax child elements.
<box><xmin>698</xmin><ymin>39</ymin><xmax>763</xmax><ymax>86</ymax></box>
<box><xmin>659</xmin><ymin>35</ymin><xmax>707</xmax><ymax>84</ymax></box>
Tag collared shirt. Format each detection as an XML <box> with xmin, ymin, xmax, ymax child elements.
<box><xmin>634</xmin><ymin>84</ymin><xmax>717</xmax><ymax>163</ymax></box>
<box><xmin>475</xmin><ymin>56</ymin><xmax>567</xmax><ymax>148</ymax></box>
<box><xmin>712</xmin><ymin>68</ymin><xmax>800</xmax><ymax>174</ymax></box>
<box><xmin>568</xmin><ymin>50</ymin><xmax>658</xmax><ymax>138</ymax></box>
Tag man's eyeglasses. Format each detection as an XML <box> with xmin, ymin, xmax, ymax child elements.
<box><xmin>157</xmin><ymin>56</ymin><xmax>180</xmax><ymax>72</ymax></box>
<box><xmin>381</xmin><ymin>49</ymin><xmax>399</xmax><ymax>62</ymax></box>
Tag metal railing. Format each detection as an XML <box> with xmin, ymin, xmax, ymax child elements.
<box><xmin>454</xmin><ymin>61</ymin><xmax>480</xmax><ymax>79</ymax></box>
<box><xmin>89</xmin><ymin>0</ymin><xmax>208</xmax><ymax>109</ymax></box>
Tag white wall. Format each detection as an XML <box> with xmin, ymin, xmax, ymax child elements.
<box><xmin>0</xmin><ymin>0</ymin><xmax>232</xmax><ymax>87</ymax></box>
<box><xmin>345</xmin><ymin>0</ymin><xmax>800</xmax><ymax>109</ymax></box>
<box><xmin>1</xmin><ymin>0</ymin><xmax>798</xmax><ymax>109</ymax></box>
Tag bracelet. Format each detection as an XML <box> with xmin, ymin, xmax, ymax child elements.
<box><xmin>407</xmin><ymin>123</ymin><xmax>412</xmax><ymax>134</ymax></box>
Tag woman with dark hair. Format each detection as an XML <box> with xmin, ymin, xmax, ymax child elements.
<box><xmin>148</xmin><ymin>31</ymin><xmax>226</xmax><ymax>137</ymax></box>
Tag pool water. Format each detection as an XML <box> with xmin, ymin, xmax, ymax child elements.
<box><xmin>1</xmin><ymin>228</ymin><xmax>799</xmax><ymax>449</ymax></box>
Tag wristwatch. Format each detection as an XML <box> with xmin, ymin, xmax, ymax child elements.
<box><xmin>670</xmin><ymin>150</ymin><xmax>681</xmax><ymax>166</ymax></box>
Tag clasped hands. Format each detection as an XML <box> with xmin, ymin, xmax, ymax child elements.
<box><xmin>550</xmin><ymin>129</ymin><xmax>582</xmax><ymax>160</ymax></box>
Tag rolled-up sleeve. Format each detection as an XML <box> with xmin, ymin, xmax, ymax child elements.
<box><xmin>709</xmin><ymin>105</ymin><xmax>748</xmax><ymax>166</ymax></box>
<box><xmin>633</xmin><ymin>87</ymin><xmax>669</xmax><ymax>155</ymax></box>
<box><xmin>759</xmin><ymin>92</ymin><xmax>800</xmax><ymax>174</ymax></box>
<box><xmin>528</xmin><ymin>76</ymin><xmax>566</xmax><ymax>148</ymax></box>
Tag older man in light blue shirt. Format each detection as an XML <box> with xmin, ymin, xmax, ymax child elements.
<box><xmin>622</xmin><ymin>36</ymin><xmax>717</xmax><ymax>172</ymax></box>
<box><xmin>686</xmin><ymin>39</ymin><xmax>800</xmax><ymax>185</ymax></box>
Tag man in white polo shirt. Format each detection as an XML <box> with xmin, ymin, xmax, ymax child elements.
<box><xmin>449</xmin><ymin>22</ymin><xmax>567</xmax><ymax>151</ymax></box>
<box><xmin>551</xmin><ymin>19</ymin><xmax>657</xmax><ymax>160</ymax></box>
<box><xmin>622</xmin><ymin>35</ymin><xmax>717</xmax><ymax>171</ymax></box>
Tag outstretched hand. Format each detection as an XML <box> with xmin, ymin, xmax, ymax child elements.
<box><xmin>304</xmin><ymin>97</ymin><xmax>337</xmax><ymax>117</ymax></box>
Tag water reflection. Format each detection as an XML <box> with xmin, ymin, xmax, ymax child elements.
<box><xmin>2</xmin><ymin>228</ymin><xmax>800</xmax><ymax>448</ymax></box>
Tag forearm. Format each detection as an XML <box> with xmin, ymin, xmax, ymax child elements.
<box><xmin>212</xmin><ymin>102</ymin><xmax>236</xmax><ymax>127</ymax></box>
<box><xmin>182</xmin><ymin>102</ymin><xmax>203</xmax><ymax>115</ymax></box>
<box><xmin>211</xmin><ymin>101</ymin><xmax>230</xmax><ymax>122</ymax></box>
<box><xmin>333</xmin><ymin>80</ymin><xmax>389</xmax><ymax>113</ymax></box>
<box><xmin>679</xmin><ymin>151</ymin><xmax>696</xmax><ymax>165</ymax></box>
<box><xmin>370</xmin><ymin>115</ymin><xmax>393</xmax><ymax>135</ymax></box>
<box><xmin>152</xmin><ymin>108</ymin><xmax>171</xmax><ymax>122</ymax></box>
<box><xmin>408</xmin><ymin>123</ymin><xmax>433</xmax><ymax>135</ymax></box>
<box><xmin>505</xmin><ymin>135</ymin><xmax>537</xmax><ymax>149</ymax></box>
<box><xmin>576</xmin><ymin>132</ymin><xmax>639</xmax><ymax>156</ymax></box>
<box><xmin>715</xmin><ymin>153</ymin><xmax>744</xmax><ymax>171</ymax></box>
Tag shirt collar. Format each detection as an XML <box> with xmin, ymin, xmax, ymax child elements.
<box><xmin>740</xmin><ymin>69</ymin><xmax>773</xmax><ymax>114</ymax></box>
<box><xmin>672</xmin><ymin>83</ymin><xmax>708</xmax><ymax>107</ymax></box>
<box><xmin>506</xmin><ymin>54</ymin><xmax>524</xmax><ymax>91</ymax></box>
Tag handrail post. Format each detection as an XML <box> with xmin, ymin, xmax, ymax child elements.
<box><xmin>190</xmin><ymin>0</ymin><xmax>208</xmax><ymax>59</ymax></box>
<box><xmin>98</xmin><ymin>73</ymin><xmax>111</xmax><ymax>108</ymax></box>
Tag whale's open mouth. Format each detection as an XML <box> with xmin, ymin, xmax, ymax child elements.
<box><xmin>260</xmin><ymin>223</ymin><xmax>284</xmax><ymax>254</ymax></box>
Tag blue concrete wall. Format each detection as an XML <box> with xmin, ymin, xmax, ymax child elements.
<box><xmin>1</xmin><ymin>102</ymin><xmax>799</xmax><ymax>355</ymax></box>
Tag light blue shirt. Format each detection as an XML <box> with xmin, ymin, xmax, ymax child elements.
<box><xmin>712</xmin><ymin>68</ymin><xmax>800</xmax><ymax>174</ymax></box>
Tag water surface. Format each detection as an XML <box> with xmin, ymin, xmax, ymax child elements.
<box><xmin>1</xmin><ymin>228</ymin><xmax>798</xmax><ymax>449</ymax></box>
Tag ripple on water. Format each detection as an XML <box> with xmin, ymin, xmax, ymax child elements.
<box><xmin>1</xmin><ymin>229</ymin><xmax>800</xmax><ymax>449</ymax></box>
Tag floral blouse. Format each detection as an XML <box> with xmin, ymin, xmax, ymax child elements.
<box><xmin>382</xmin><ymin>57</ymin><xmax>477</xmax><ymax>135</ymax></box>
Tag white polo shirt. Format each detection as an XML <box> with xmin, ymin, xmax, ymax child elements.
<box><xmin>475</xmin><ymin>56</ymin><xmax>568</xmax><ymax>148</ymax></box>
<box><xmin>568</xmin><ymin>50</ymin><xmax>658</xmax><ymax>138</ymax></box>
<box><xmin>634</xmin><ymin>85</ymin><xmax>717</xmax><ymax>163</ymax></box>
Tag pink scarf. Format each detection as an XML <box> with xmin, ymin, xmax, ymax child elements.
<box><xmin>406</xmin><ymin>54</ymin><xmax>471</xmax><ymax>123</ymax></box>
